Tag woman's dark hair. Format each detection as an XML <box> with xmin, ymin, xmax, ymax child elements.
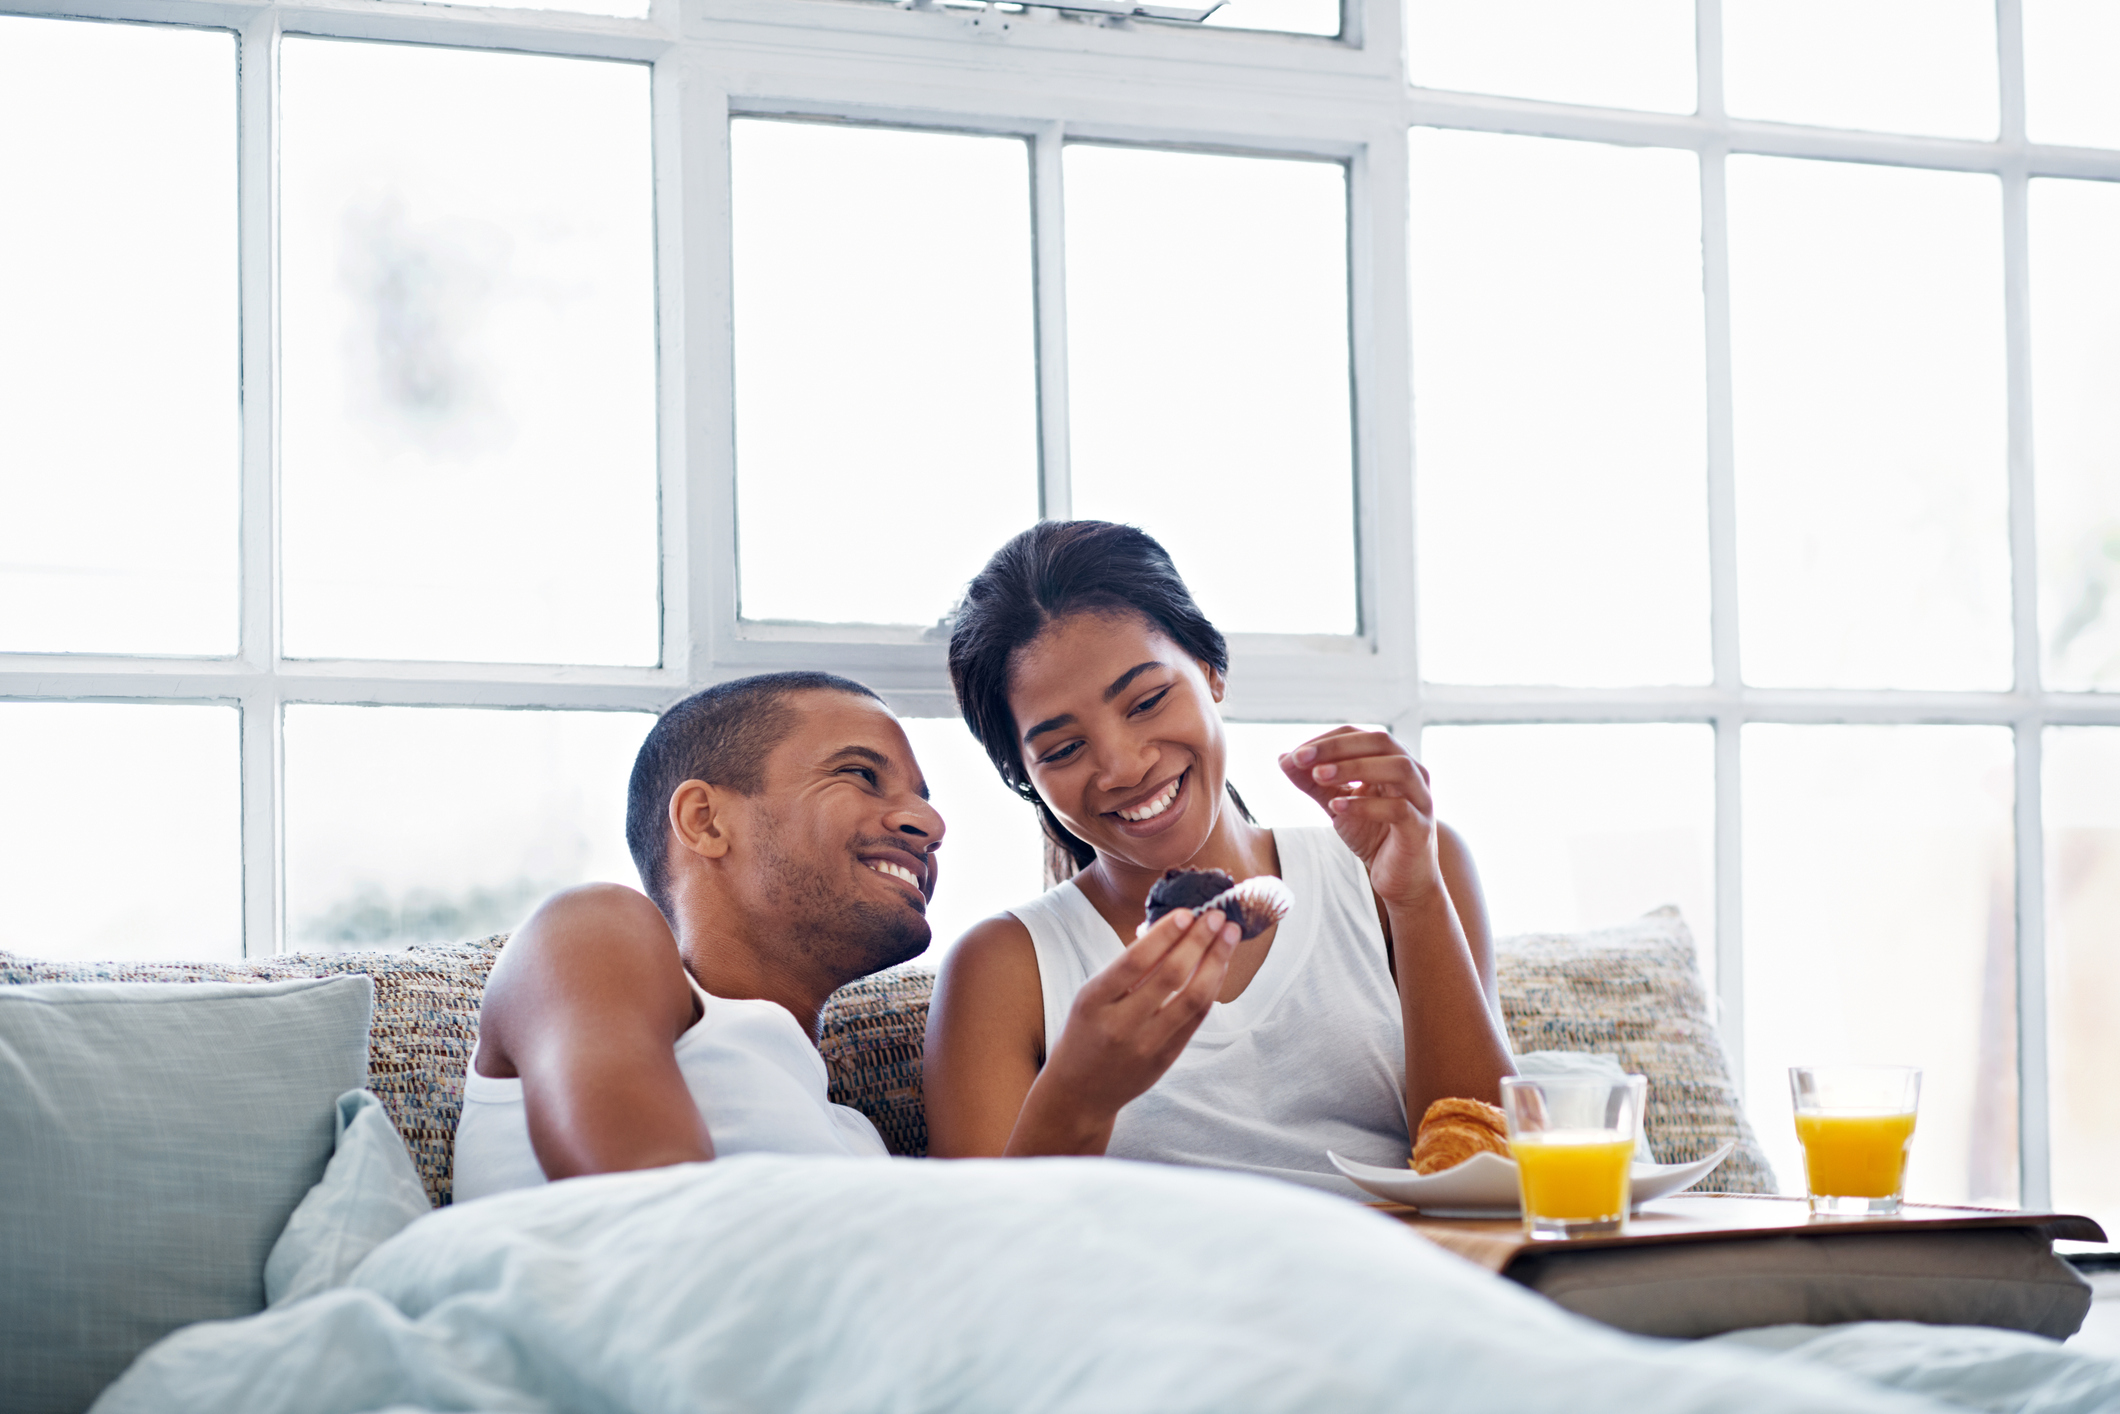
<box><xmin>947</xmin><ymin>520</ymin><xmax>1251</xmax><ymax>872</ymax></box>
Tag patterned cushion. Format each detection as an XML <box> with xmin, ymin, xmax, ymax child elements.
<box><xmin>818</xmin><ymin>965</ymin><xmax>935</xmax><ymax>1157</ymax></box>
<box><xmin>1497</xmin><ymin>907</ymin><xmax>1777</xmax><ymax>1194</ymax></box>
<box><xmin>0</xmin><ymin>938</ymin><xmax>502</xmax><ymax>1208</ymax></box>
<box><xmin>0</xmin><ymin>905</ymin><xmax>1773</xmax><ymax>1193</ymax></box>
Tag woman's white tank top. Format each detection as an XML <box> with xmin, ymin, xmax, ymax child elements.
<box><xmin>1011</xmin><ymin>827</ymin><xmax>1409</xmax><ymax>1199</ymax></box>
<box><xmin>453</xmin><ymin>969</ymin><xmax>886</xmax><ymax>1203</ymax></box>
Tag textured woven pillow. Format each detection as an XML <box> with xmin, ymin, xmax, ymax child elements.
<box><xmin>1497</xmin><ymin>906</ymin><xmax>1776</xmax><ymax>1194</ymax></box>
<box><xmin>0</xmin><ymin>936</ymin><xmax>501</xmax><ymax>1207</ymax></box>
<box><xmin>819</xmin><ymin>964</ymin><xmax>936</xmax><ymax>1157</ymax></box>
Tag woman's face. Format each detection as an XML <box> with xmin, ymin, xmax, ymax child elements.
<box><xmin>1007</xmin><ymin>610</ymin><xmax>1229</xmax><ymax>873</ymax></box>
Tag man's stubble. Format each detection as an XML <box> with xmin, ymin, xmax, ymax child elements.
<box><xmin>747</xmin><ymin>809</ymin><xmax>931</xmax><ymax>982</ymax></box>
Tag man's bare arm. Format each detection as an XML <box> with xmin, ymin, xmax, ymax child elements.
<box><xmin>475</xmin><ymin>883</ymin><xmax>714</xmax><ymax>1180</ymax></box>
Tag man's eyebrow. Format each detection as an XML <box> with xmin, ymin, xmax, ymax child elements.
<box><xmin>1102</xmin><ymin>661</ymin><xmax>1165</xmax><ymax>702</ymax></box>
<box><xmin>1021</xmin><ymin>662</ymin><xmax>1166</xmax><ymax>746</ymax></box>
<box><xmin>827</xmin><ymin>744</ymin><xmax>928</xmax><ymax>799</ymax></box>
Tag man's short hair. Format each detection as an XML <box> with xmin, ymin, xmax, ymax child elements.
<box><xmin>626</xmin><ymin>671</ymin><xmax>882</xmax><ymax>921</ymax></box>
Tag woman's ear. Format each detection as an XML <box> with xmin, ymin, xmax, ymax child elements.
<box><xmin>669</xmin><ymin>779</ymin><xmax>734</xmax><ymax>861</ymax></box>
<box><xmin>1204</xmin><ymin>662</ymin><xmax>1227</xmax><ymax>704</ymax></box>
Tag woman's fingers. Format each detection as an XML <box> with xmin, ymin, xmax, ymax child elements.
<box><xmin>1288</xmin><ymin>728</ymin><xmax>1396</xmax><ymax>768</ymax></box>
<box><xmin>1148</xmin><ymin>921</ymin><xmax>1238</xmax><ymax>1046</ymax></box>
<box><xmin>1309</xmin><ymin>756</ymin><xmax>1432</xmax><ymax>811</ymax></box>
<box><xmin>1124</xmin><ymin>909</ymin><xmax>1228</xmax><ymax>1006</ymax></box>
<box><xmin>1327</xmin><ymin>795</ymin><xmax>1416</xmax><ymax>825</ymax></box>
<box><xmin>1098</xmin><ymin>907</ymin><xmax>1199</xmax><ymax>988</ymax></box>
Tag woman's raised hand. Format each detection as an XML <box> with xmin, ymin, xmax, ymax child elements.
<box><xmin>1280</xmin><ymin>726</ymin><xmax>1445</xmax><ymax>911</ymax></box>
<box><xmin>1016</xmin><ymin>906</ymin><xmax>1240</xmax><ymax>1152</ymax></box>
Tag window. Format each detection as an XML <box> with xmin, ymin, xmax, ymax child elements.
<box><xmin>5</xmin><ymin>0</ymin><xmax>2118</xmax><ymax>1235</ymax></box>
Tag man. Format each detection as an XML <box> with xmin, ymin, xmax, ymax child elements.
<box><xmin>454</xmin><ymin>671</ymin><xmax>943</xmax><ymax>1201</ymax></box>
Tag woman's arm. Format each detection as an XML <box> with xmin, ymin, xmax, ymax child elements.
<box><xmin>1437</xmin><ymin>822</ymin><xmax>1505</xmax><ymax>1028</ymax></box>
<box><xmin>924</xmin><ymin>906</ymin><xmax>1240</xmax><ymax>1158</ymax></box>
<box><xmin>1281</xmin><ymin>730</ymin><xmax>1516</xmax><ymax>1120</ymax></box>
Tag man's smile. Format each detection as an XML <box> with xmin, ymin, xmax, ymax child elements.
<box><xmin>858</xmin><ymin>847</ymin><xmax>932</xmax><ymax>906</ymax></box>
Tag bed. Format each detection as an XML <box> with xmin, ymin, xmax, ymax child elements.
<box><xmin>4</xmin><ymin>910</ymin><xmax>2112</xmax><ymax>1413</ymax></box>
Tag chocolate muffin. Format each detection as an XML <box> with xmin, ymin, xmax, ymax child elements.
<box><xmin>1142</xmin><ymin>867</ymin><xmax>1294</xmax><ymax>942</ymax></box>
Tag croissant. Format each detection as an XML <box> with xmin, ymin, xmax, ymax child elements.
<box><xmin>1409</xmin><ymin>1096</ymin><xmax>1511</xmax><ymax>1174</ymax></box>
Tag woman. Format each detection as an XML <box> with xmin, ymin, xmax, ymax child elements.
<box><xmin>924</xmin><ymin>520</ymin><xmax>1515</xmax><ymax>1193</ymax></box>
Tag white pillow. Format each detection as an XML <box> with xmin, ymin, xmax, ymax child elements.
<box><xmin>265</xmin><ymin>1089</ymin><xmax>432</xmax><ymax>1307</ymax></box>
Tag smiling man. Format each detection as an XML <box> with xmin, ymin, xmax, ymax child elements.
<box><xmin>454</xmin><ymin>672</ymin><xmax>943</xmax><ymax>1201</ymax></box>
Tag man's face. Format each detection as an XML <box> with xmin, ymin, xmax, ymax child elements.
<box><xmin>736</xmin><ymin>692</ymin><xmax>945</xmax><ymax>978</ymax></box>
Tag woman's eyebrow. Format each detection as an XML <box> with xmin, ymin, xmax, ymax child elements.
<box><xmin>1102</xmin><ymin>661</ymin><xmax>1165</xmax><ymax>702</ymax></box>
<box><xmin>1022</xmin><ymin>713</ymin><xmax>1073</xmax><ymax>746</ymax></box>
<box><xmin>1022</xmin><ymin>661</ymin><xmax>1169</xmax><ymax>746</ymax></box>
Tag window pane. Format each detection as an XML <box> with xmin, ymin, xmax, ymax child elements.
<box><xmin>280</xmin><ymin>40</ymin><xmax>657</xmax><ymax>666</ymax></box>
<box><xmin>2033</xmin><ymin>179</ymin><xmax>2120</xmax><ymax>693</ymax></box>
<box><xmin>1742</xmin><ymin>725</ymin><xmax>2016</xmax><ymax>1206</ymax></box>
<box><xmin>0</xmin><ymin>18</ymin><xmax>236</xmax><ymax>656</ymax></box>
<box><xmin>0</xmin><ymin>704</ymin><xmax>240</xmax><ymax>960</ymax></box>
<box><xmin>1202</xmin><ymin>0</ymin><xmax>1339</xmax><ymax>37</ymax></box>
<box><xmin>2046</xmin><ymin>728</ymin><xmax>2120</xmax><ymax>1242</ymax></box>
<box><xmin>1723</xmin><ymin>0</ymin><xmax>1998</xmax><ymax>139</ymax></box>
<box><xmin>284</xmin><ymin>706</ymin><xmax>651</xmax><ymax>950</ymax></box>
<box><xmin>898</xmin><ymin>718</ymin><xmax>1044</xmax><ymax>959</ymax></box>
<box><xmin>2024</xmin><ymin>0</ymin><xmax>2120</xmax><ymax>149</ymax></box>
<box><xmin>1728</xmin><ymin>158</ymin><xmax>2008</xmax><ymax>690</ymax></box>
<box><xmin>1066</xmin><ymin>145</ymin><xmax>1355</xmax><ymax>636</ymax></box>
<box><xmin>1405</xmin><ymin>0</ymin><xmax>1695</xmax><ymax>114</ymax></box>
<box><xmin>732</xmin><ymin>121</ymin><xmax>1037</xmax><ymax>628</ymax></box>
<box><xmin>1411</xmin><ymin>131</ymin><xmax>1708</xmax><ymax>687</ymax></box>
<box><xmin>1417</xmin><ymin>724</ymin><xmax>1716</xmax><ymax>978</ymax></box>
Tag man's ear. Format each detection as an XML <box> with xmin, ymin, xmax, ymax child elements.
<box><xmin>669</xmin><ymin>779</ymin><xmax>735</xmax><ymax>861</ymax></box>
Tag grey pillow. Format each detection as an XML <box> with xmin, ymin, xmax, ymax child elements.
<box><xmin>1509</xmin><ymin>1228</ymin><xmax>2094</xmax><ymax>1340</ymax></box>
<box><xmin>0</xmin><ymin>976</ymin><xmax>372</xmax><ymax>1414</ymax></box>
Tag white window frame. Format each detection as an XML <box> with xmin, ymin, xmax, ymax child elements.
<box><xmin>2</xmin><ymin>0</ymin><xmax>2117</xmax><ymax>1210</ymax></box>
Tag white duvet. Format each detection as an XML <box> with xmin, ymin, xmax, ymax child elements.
<box><xmin>92</xmin><ymin>1154</ymin><xmax>2120</xmax><ymax>1414</ymax></box>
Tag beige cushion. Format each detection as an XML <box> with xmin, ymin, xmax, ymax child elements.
<box><xmin>818</xmin><ymin>965</ymin><xmax>935</xmax><ymax>1156</ymax></box>
<box><xmin>0</xmin><ymin>905</ymin><xmax>1769</xmax><ymax>1195</ymax></box>
<box><xmin>0</xmin><ymin>938</ymin><xmax>501</xmax><ymax>1208</ymax></box>
<box><xmin>1498</xmin><ymin>907</ymin><xmax>1777</xmax><ymax>1194</ymax></box>
<box><xmin>1508</xmin><ymin>1227</ymin><xmax>2094</xmax><ymax>1340</ymax></box>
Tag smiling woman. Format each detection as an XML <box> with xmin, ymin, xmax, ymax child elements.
<box><xmin>924</xmin><ymin>521</ymin><xmax>1515</xmax><ymax>1193</ymax></box>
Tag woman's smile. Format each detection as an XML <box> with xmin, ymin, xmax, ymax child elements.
<box><xmin>1108</xmin><ymin>767</ymin><xmax>1189</xmax><ymax>834</ymax></box>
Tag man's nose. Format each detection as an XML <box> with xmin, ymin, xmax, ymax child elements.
<box><xmin>887</xmin><ymin>799</ymin><xmax>944</xmax><ymax>846</ymax></box>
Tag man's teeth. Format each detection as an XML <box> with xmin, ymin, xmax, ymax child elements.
<box><xmin>1118</xmin><ymin>775</ymin><xmax>1183</xmax><ymax>822</ymax></box>
<box><xmin>867</xmin><ymin>860</ymin><xmax>919</xmax><ymax>889</ymax></box>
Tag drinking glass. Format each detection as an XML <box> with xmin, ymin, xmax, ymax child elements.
<box><xmin>1501</xmin><ymin>1074</ymin><xmax>1647</xmax><ymax>1240</ymax></box>
<box><xmin>1789</xmin><ymin>1065</ymin><xmax>1921</xmax><ymax>1217</ymax></box>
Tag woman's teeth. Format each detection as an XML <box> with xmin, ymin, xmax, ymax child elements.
<box><xmin>1118</xmin><ymin>774</ymin><xmax>1183</xmax><ymax>822</ymax></box>
<box><xmin>867</xmin><ymin>860</ymin><xmax>919</xmax><ymax>889</ymax></box>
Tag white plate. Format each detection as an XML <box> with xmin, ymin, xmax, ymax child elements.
<box><xmin>1327</xmin><ymin>1140</ymin><xmax>1737</xmax><ymax>1217</ymax></box>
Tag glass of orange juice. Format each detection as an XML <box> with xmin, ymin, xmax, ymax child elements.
<box><xmin>1789</xmin><ymin>1065</ymin><xmax>1921</xmax><ymax>1217</ymax></box>
<box><xmin>1500</xmin><ymin>1074</ymin><xmax>1647</xmax><ymax>1240</ymax></box>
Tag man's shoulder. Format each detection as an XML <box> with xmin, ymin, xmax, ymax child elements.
<box><xmin>476</xmin><ymin>883</ymin><xmax>695</xmax><ymax>1078</ymax></box>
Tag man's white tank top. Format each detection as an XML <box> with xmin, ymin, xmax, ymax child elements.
<box><xmin>1011</xmin><ymin>827</ymin><xmax>1409</xmax><ymax>1199</ymax></box>
<box><xmin>453</xmin><ymin>969</ymin><xmax>886</xmax><ymax>1203</ymax></box>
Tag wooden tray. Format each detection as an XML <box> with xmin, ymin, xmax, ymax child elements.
<box><xmin>1377</xmin><ymin>1192</ymin><xmax>2109</xmax><ymax>1274</ymax></box>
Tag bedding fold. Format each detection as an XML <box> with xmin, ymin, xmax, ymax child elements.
<box><xmin>90</xmin><ymin>1154</ymin><xmax>2104</xmax><ymax>1414</ymax></box>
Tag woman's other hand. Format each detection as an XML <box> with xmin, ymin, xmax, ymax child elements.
<box><xmin>1011</xmin><ymin>906</ymin><xmax>1240</xmax><ymax>1155</ymax></box>
<box><xmin>1280</xmin><ymin>727</ymin><xmax>1444</xmax><ymax>911</ymax></box>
